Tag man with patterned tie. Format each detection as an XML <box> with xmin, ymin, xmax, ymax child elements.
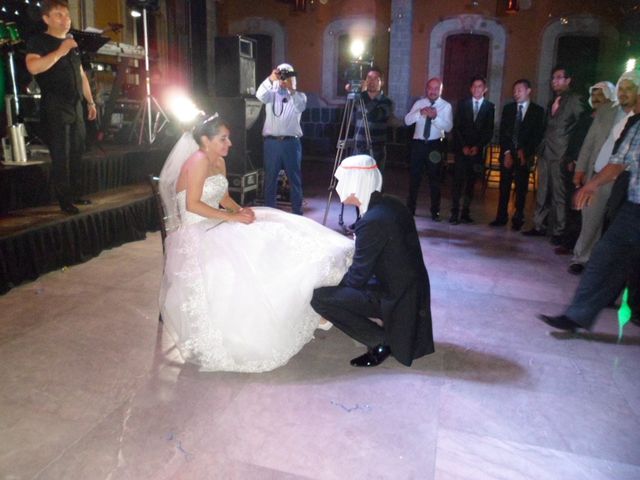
<box><xmin>523</xmin><ymin>65</ymin><xmax>585</xmax><ymax>242</ymax></box>
<box><xmin>405</xmin><ymin>77</ymin><xmax>453</xmax><ymax>220</ymax></box>
<box><xmin>451</xmin><ymin>76</ymin><xmax>495</xmax><ymax>224</ymax></box>
<box><xmin>490</xmin><ymin>79</ymin><xmax>545</xmax><ymax>230</ymax></box>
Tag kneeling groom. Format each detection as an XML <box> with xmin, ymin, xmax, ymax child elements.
<box><xmin>311</xmin><ymin>155</ymin><xmax>435</xmax><ymax>367</ymax></box>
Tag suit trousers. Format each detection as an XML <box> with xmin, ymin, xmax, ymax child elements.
<box><xmin>407</xmin><ymin>139</ymin><xmax>444</xmax><ymax>216</ymax></box>
<box><xmin>42</xmin><ymin>100</ymin><xmax>86</xmax><ymax>203</ymax></box>
<box><xmin>263</xmin><ymin>137</ymin><xmax>303</xmax><ymax>214</ymax></box>
<box><xmin>566</xmin><ymin>202</ymin><xmax>640</xmax><ymax>328</ymax></box>
<box><xmin>495</xmin><ymin>158</ymin><xmax>530</xmax><ymax>223</ymax></box>
<box><xmin>451</xmin><ymin>153</ymin><xmax>483</xmax><ymax>215</ymax></box>
<box><xmin>533</xmin><ymin>155</ymin><xmax>566</xmax><ymax>235</ymax></box>
<box><xmin>571</xmin><ymin>181</ymin><xmax>613</xmax><ymax>265</ymax></box>
<box><xmin>311</xmin><ymin>285</ymin><xmax>385</xmax><ymax>348</ymax></box>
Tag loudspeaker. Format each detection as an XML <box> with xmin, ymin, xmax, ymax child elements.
<box><xmin>214</xmin><ymin>36</ymin><xmax>257</xmax><ymax>97</ymax></box>
<box><xmin>207</xmin><ymin>96</ymin><xmax>264</xmax><ymax>175</ymax></box>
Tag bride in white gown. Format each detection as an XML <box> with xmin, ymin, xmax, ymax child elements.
<box><xmin>158</xmin><ymin>116</ymin><xmax>354</xmax><ymax>372</ymax></box>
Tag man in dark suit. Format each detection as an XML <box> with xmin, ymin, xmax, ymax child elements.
<box><xmin>490</xmin><ymin>79</ymin><xmax>545</xmax><ymax>230</ymax></box>
<box><xmin>451</xmin><ymin>76</ymin><xmax>495</xmax><ymax>224</ymax></box>
<box><xmin>523</xmin><ymin>65</ymin><xmax>585</xmax><ymax>242</ymax></box>
<box><xmin>311</xmin><ymin>159</ymin><xmax>434</xmax><ymax>367</ymax></box>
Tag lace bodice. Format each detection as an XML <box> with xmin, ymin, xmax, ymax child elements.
<box><xmin>176</xmin><ymin>174</ymin><xmax>228</xmax><ymax>226</ymax></box>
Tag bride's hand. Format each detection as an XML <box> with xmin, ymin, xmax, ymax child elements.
<box><xmin>232</xmin><ymin>209</ymin><xmax>255</xmax><ymax>224</ymax></box>
<box><xmin>240</xmin><ymin>207</ymin><xmax>256</xmax><ymax>221</ymax></box>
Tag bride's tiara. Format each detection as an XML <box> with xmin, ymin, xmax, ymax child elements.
<box><xmin>202</xmin><ymin>112</ymin><xmax>219</xmax><ymax>125</ymax></box>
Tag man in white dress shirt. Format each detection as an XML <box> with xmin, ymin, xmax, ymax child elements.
<box><xmin>256</xmin><ymin>63</ymin><xmax>307</xmax><ymax>215</ymax></box>
<box><xmin>405</xmin><ymin>77</ymin><xmax>453</xmax><ymax>220</ymax></box>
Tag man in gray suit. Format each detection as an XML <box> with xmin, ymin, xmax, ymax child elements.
<box><xmin>568</xmin><ymin>72</ymin><xmax>639</xmax><ymax>274</ymax></box>
<box><xmin>523</xmin><ymin>65</ymin><xmax>585</xmax><ymax>243</ymax></box>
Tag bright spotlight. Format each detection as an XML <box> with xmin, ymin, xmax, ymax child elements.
<box><xmin>131</xmin><ymin>9</ymin><xmax>142</xmax><ymax>18</ymax></box>
<box><xmin>350</xmin><ymin>39</ymin><xmax>365</xmax><ymax>59</ymax></box>
<box><xmin>626</xmin><ymin>58</ymin><xmax>637</xmax><ymax>72</ymax></box>
<box><xmin>164</xmin><ymin>89</ymin><xmax>203</xmax><ymax>124</ymax></box>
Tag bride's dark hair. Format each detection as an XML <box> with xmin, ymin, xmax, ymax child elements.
<box><xmin>192</xmin><ymin>115</ymin><xmax>230</xmax><ymax>147</ymax></box>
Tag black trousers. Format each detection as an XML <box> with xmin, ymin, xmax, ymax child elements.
<box><xmin>311</xmin><ymin>285</ymin><xmax>385</xmax><ymax>348</ymax></box>
<box><xmin>407</xmin><ymin>139</ymin><xmax>444</xmax><ymax>216</ymax></box>
<box><xmin>42</xmin><ymin>99</ymin><xmax>86</xmax><ymax>203</ymax></box>
<box><xmin>451</xmin><ymin>153</ymin><xmax>483</xmax><ymax>215</ymax></box>
<box><xmin>495</xmin><ymin>157</ymin><xmax>530</xmax><ymax>223</ymax></box>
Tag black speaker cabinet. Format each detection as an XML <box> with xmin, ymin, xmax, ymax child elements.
<box><xmin>214</xmin><ymin>36</ymin><xmax>257</xmax><ymax>97</ymax></box>
<box><xmin>207</xmin><ymin>96</ymin><xmax>265</xmax><ymax>175</ymax></box>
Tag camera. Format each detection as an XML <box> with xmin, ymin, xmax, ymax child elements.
<box><xmin>344</xmin><ymin>58</ymin><xmax>373</xmax><ymax>94</ymax></box>
<box><xmin>278</xmin><ymin>69</ymin><xmax>297</xmax><ymax>81</ymax></box>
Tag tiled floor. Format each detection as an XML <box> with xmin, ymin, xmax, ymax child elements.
<box><xmin>1</xmin><ymin>162</ymin><xmax>639</xmax><ymax>479</ymax></box>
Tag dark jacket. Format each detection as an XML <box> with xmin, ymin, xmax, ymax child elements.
<box><xmin>499</xmin><ymin>101</ymin><xmax>545</xmax><ymax>162</ymax></box>
<box><xmin>540</xmin><ymin>90</ymin><xmax>585</xmax><ymax>162</ymax></box>
<box><xmin>342</xmin><ymin>192</ymin><xmax>434</xmax><ymax>365</ymax></box>
<box><xmin>453</xmin><ymin>97</ymin><xmax>495</xmax><ymax>154</ymax></box>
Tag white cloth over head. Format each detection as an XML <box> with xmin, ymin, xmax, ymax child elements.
<box><xmin>334</xmin><ymin>154</ymin><xmax>383</xmax><ymax>214</ymax></box>
<box><xmin>159</xmin><ymin>132</ymin><xmax>200</xmax><ymax>233</ymax></box>
<box><xmin>588</xmin><ymin>81</ymin><xmax>617</xmax><ymax>107</ymax></box>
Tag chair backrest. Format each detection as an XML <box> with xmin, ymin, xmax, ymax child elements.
<box><xmin>147</xmin><ymin>175</ymin><xmax>167</xmax><ymax>252</ymax></box>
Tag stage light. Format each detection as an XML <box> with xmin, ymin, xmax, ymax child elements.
<box><xmin>130</xmin><ymin>10</ymin><xmax>142</xmax><ymax>18</ymax></box>
<box><xmin>626</xmin><ymin>58</ymin><xmax>637</xmax><ymax>72</ymax></box>
<box><xmin>350</xmin><ymin>39</ymin><xmax>365</xmax><ymax>59</ymax></box>
<box><xmin>164</xmin><ymin>89</ymin><xmax>203</xmax><ymax>124</ymax></box>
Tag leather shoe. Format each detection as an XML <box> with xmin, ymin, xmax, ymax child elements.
<box><xmin>431</xmin><ymin>212</ymin><xmax>441</xmax><ymax>222</ymax></box>
<box><xmin>460</xmin><ymin>215</ymin><xmax>474</xmax><ymax>224</ymax></box>
<box><xmin>489</xmin><ymin>219</ymin><xmax>507</xmax><ymax>227</ymax></box>
<box><xmin>538</xmin><ymin>314</ymin><xmax>581</xmax><ymax>332</ymax></box>
<box><xmin>72</xmin><ymin>198</ymin><xmax>92</xmax><ymax>205</ymax></box>
<box><xmin>350</xmin><ymin>344</ymin><xmax>391</xmax><ymax>367</ymax></box>
<box><xmin>550</xmin><ymin>235</ymin><xmax>563</xmax><ymax>246</ymax></box>
<box><xmin>568</xmin><ymin>263</ymin><xmax>584</xmax><ymax>275</ymax></box>
<box><xmin>511</xmin><ymin>220</ymin><xmax>523</xmax><ymax>231</ymax></box>
<box><xmin>449</xmin><ymin>214</ymin><xmax>459</xmax><ymax>225</ymax></box>
<box><xmin>522</xmin><ymin>228</ymin><xmax>546</xmax><ymax>237</ymax></box>
<box><xmin>60</xmin><ymin>202</ymin><xmax>79</xmax><ymax>215</ymax></box>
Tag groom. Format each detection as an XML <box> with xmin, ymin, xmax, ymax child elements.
<box><xmin>311</xmin><ymin>155</ymin><xmax>435</xmax><ymax>367</ymax></box>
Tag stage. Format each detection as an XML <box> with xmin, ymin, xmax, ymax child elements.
<box><xmin>0</xmin><ymin>143</ymin><xmax>170</xmax><ymax>294</ymax></box>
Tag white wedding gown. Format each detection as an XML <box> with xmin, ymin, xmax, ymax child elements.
<box><xmin>159</xmin><ymin>174</ymin><xmax>354</xmax><ymax>372</ymax></box>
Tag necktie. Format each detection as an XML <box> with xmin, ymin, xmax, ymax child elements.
<box><xmin>551</xmin><ymin>95</ymin><xmax>561</xmax><ymax>116</ymax></box>
<box><xmin>422</xmin><ymin>101</ymin><xmax>432</xmax><ymax>140</ymax></box>
<box><xmin>473</xmin><ymin>100</ymin><xmax>479</xmax><ymax>121</ymax></box>
<box><xmin>512</xmin><ymin>104</ymin><xmax>523</xmax><ymax>149</ymax></box>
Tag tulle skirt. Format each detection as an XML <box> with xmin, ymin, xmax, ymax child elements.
<box><xmin>160</xmin><ymin>207</ymin><xmax>354</xmax><ymax>372</ymax></box>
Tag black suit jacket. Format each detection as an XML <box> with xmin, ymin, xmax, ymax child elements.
<box><xmin>453</xmin><ymin>97</ymin><xmax>495</xmax><ymax>154</ymax></box>
<box><xmin>342</xmin><ymin>192</ymin><xmax>434</xmax><ymax>365</ymax></box>
<box><xmin>499</xmin><ymin>101</ymin><xmax>545</xmax><ymax>160</ymax></box>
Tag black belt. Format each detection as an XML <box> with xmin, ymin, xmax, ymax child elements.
<box><xmin>413</xmin><ymin>138</ymin><xmax>441</xmax><ymax>144</ymax></box>
<box><xmin>265</xmin><ymin>135</ymin><xmax>298</xmax><ymax>140</ymax></box>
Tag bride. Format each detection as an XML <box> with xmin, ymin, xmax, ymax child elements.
<box><xmin>158</xmin><ymin>115</ymin><xmax>354</xmax><ymax>372</ymax></box>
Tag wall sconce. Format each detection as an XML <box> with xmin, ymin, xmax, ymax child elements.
<box><xmin>506</xmin><ymin>0</ymin><xmax>519</xmax><ymax>14</ymax></box>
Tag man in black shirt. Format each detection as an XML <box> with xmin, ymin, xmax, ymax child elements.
<box><xmin>26</xmin><ymin>0</ymin><xmax>96</xmax><ymax>214</ymax></box>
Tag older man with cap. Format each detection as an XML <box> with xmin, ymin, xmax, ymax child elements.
<box><xmin>311</xmin><ymin>155</ymin><xmax>435</xmax><ymax>367</ymax></box>
<box><xmin>256</xmin><ymin>63</ymin><xmax>307</xmax><ymax>214</ymax></box>
<box><xmin>568</xmin><ymin>73</ymin><xmax>638</xmax><ymax>275</ymax></box>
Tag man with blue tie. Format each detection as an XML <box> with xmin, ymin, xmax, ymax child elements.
<box><xmin>490</xmin><ymin>79</ymin><xmax>545</xmax><ymax>230</ymax></box>
<box><xmin>405</xmin><ymin>77</ymin><xmax>453</xmax><ymax>221</ymax></box>
<box><xmin>451</xmin><ymin>76</ymin><xmax>495</xmax><ymax>224</ymax></box>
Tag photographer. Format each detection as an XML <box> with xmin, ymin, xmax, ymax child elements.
<box><xmin>256</xmin><ymin>63</ymin><xmax>307</xmax><ymax>215</ymax></box>
<box><xmin>347</xmin><ymin>67</ymin><xmax>393</xmax><ymax>175</ymax></box>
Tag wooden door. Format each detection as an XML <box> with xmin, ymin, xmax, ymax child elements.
<box><xmin>442</xmin><ymin>34</ymin><xmax>489</xmax><ymax>110</ymax></box>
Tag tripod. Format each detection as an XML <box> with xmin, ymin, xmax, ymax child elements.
<box><xmin>132</xmin><ymin>7</ymin><xmax>169</xmax><ymax>144</ymax></box>
<box><xmin>321</xmin><ymin>91</ymin><xmax>372</xmax><ymax>226</ymax></box>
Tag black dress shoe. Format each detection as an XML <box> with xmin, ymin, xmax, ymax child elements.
<box><xmin>568</xmin><ymin>263</ymin><xmax>584</xmax><ymax>275</ymax></box>
<box><xmin>60</xmin><ymin>202</ymin><xmax>80</xmax><ymax>215</ymax></box>
<box><xmin>550</xmin><ymin>235</ymin><xmax>563</xmax><ymax>246</ymax></box>
<box><xmin>489</xmin><ymin>219</ymin><xmax>507</xmax><ymax>227</ymax></box>
<box><xmin>522</xmin><ymin>228</ymin><xmax>546</xmax><ymax>237</ymax></box>
<box><xmin>449</xmin><ymin>214</ymin><xmax>459</xmax><ymax>225</ymax></box>
<box><xmin>537</xmin><ymin>314</ymin><xmax>581</xmax><ymax>332</ymax></box>
<box><xmin>511</xmin><ymin>221</ymin><xmax>523</xmax><ymax>231</ymax></box>
<box><xmin>350</xmin><ymin>344</ymin><xmax>391</xmax><ymax>367</ymax></box>
<box><xmin>431</xmin><ymin>212</ymin><xmax>441</xmax><ymax>222</ymax></box>
<box><xmin>460</xmin><ymin>215</ymin><xmax>474</xmax><ymax>224</ymax></box>
<box><xmin>72</xmin><ymin>198</ymin><xmax>92</xmax><ymax>205</ymax></box>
